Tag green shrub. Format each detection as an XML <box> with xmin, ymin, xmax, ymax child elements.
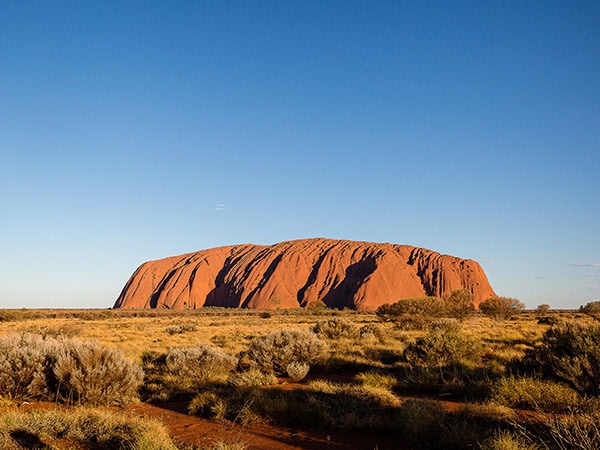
<box><xmin>479</xmin><ymin>296</ymin><xmax>525</xmax><ymax>320</ymax></box>
<box><xmin>445</xmin><ymin>289</ymin><xmax>475</xmax><ymax>321</ymax></box>
<box><xmin>165</xmin><ymin>344</ymin><xmax>237</xmax><ymax>389</ymax></box>
<box><xmin>491</xmin><ymin>376</ymin><xmax>581</xmax><ymax>412</ymax></box>
<box><xmin>52</xmin><ymin>338</ymin><xmax>144</xmax><ymax>406</ymax></box>
<box><xmin>311</xmin><ymin>317</ymin><xmax>359</xmax><ymax>339</ymax></box>
<box><xmin>245</xmin><ymin>330</ymin><xmax>327</xmax><ymax>375</ymax></box>
<box><xmin>536</xmin><ymin>304</ymin><xmax>550</xmax><ymax>316</ymax></box>
<box><xmin>377</xmin><ymin>297</ymin><xmax>447</xmax><ymax>321</ymax></box>
<box><xmin>404</xmin><ymin>327</ymin><xmax>482</xmax><ymax>368</ymax></box>
<box><xmin>580</xmin><ymin>300</ymin><xmax>600</xmax><ymax>315</ymax></box>
<box><xmin>522</xmin><ymin>322</ymin><xmax>600</xmax><ymax>396</ymax></box>
<box><xmin>306</xmin><ymin>299</ymin><xmax>327</xmax><ymax>312</ymax></box>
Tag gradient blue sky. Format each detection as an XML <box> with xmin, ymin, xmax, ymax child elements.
<box><xmin>1</xmin><ymin>1</ymin><xmax>599</xmax><ymax>309</ymax></box>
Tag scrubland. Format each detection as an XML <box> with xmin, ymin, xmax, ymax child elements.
<box><xmin>0</xmin><ymin>301</ymin><xmax>599</xmax><ymax>449</ymax></box>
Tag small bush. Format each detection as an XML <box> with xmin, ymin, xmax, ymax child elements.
<box><xmin>445</xmin><ymin>289</ymin><xmax>475</xmax><ymax>321</ymax></box>
<box><xmin>377</xmin><ymin>297</ymin><xmax>447</xmax><ymax>329</ymax></box>
<box><xmin>404</xmin><ymin>327</ymin><xmax>482</xmax><ymax>368</ymax></box>
<box><xmin>580</xmin><ymin>300</ymin><xmax>600</xmax><ymax>315</ymax></box>
<box><xmin>306</xmin><ymin>300</ymin><xmax>327</xmax><ymax>312</ymax></box>
<box><xmin>358</xmin><ymin>323</ymin><xmax>386</xmax><ymax>342</ymax></box>
<box><xmin>311</xmin><ymin>318</ymin><xmax>359</xmax><ymax>339</ymax></box>
<box><xmin>429</xmin><ymin>318</ymin><xmax>462</xmax><ymax>334</ymax></box>
<box><xmin>165</xmin><ymin>325</ymin><xmax>182</xmax><ymax>335</ymax></box>
<box><xmin>491</xmin><ymin>376</ymin><xmax>581</xmax><ymax>412</ymax></box>
<box><xmin>286</xmin><ymin>362</ymin><xmax>310</xmax><ymax>382</ymax></box>
<box><xmin>165</xmin><ymin>323</ymin><xmax>197</xmax><ymax>334</ymax></box>
<box><xmin>245</xmin><ymin>330</ymin><xmax>327</xmax><ymax>375</ymax></box>
<box><xmin>522</xmin><ymin>322</ymin><xmax>600</xmax><ymax>396</ymax></box>
<box><xmin>536</xmin><ymin>304</ymin><xmax>550</xmax><ymax>316</ymax></box>
<box><xmin>479</xmin><ymin>296</ymin><xmax>525</xmax><ymax>320</ymax></box>
<box><xmin>0</xmin><ymin>333</ymin><xmax>142</xmax><ymax>406</ymax></box>
<box><xmin>165</xmin><ymin>345</ymin><xmax>237</xmax><ymax>389</ymax></box>
<box><xmin>0</xmin><ymin>333</ymin><xmax>56</xmax><ymax>400</ymax></box>
<box><xmin>52</xmin><ymin>339</ymin><xmax>144</xmax><ymax>406</ymax></box>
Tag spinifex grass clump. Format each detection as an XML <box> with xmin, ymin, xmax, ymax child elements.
<box><xmin>0</xmin><ymin>332</ymin><xmax>143</xmax><ymax>406</ymax></box>
<box><xmin>0</xmin><ymin>408</ymin><xmax>177</xmax><ymax>450</ymax></box>
<box><xmin>490</xmin><ymin>376</ymin><xmax>581</xmax><ymax>413</ymax></box>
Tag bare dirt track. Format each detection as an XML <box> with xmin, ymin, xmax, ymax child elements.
<box><xmin>128</xmin><ymin>401</ymin><xmax>404</xmax><ymax>450</ymax></box>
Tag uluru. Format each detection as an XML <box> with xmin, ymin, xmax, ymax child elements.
<box><xmin>114</xmin><ymin>238</ymin><xmax>495</xmax><ymax>310</ymax></box>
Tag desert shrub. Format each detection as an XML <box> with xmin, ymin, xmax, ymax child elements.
<box><xmin>311</xmin><ymin>317</ymin><xmax>359</xmax><ymax>339</ymax></box>
<box><xmin>52</xmin><ymin>339</ymin><xmax>143</xmax><ymax>406</ymax></box>
<box><xmin>522</xmin><ymin>322</ymin><xmax>600</xmax><ymax>396</ymax></box>
<box><xmin>536</xmin><ymin>304</ymin><xmax>550</xmax><ymax>316</ymax></box>
<box><xmin>0</xmin><ymin>333</ymin><xmax>59</xmax><ymax>400</ymax></box>
<box><xmin>165</xmin><ymin>344</ymin><xmax>237</xmax><ymax>389</ymax></box>
<box><xmin>479</xmin><ymin>296</ymin><xmax>525</xmax><ymax>320</ymax></box>
<box><xmin>580</xmin><ymin>300</ymin><xmax>600</xmax><ymax>315</ymax></box>
<box><xmin>165</xmin><ymin>323</ymin><xmax>197</xmax><ymax>334</ymax></box>
<box><xmin>0</xmin><ymin>333</ymin><xmax>143</xmax><ymax>406</ymax></box>
<box><xmin>404</xmin><ymin>327</ymin><xmax>482</xmax><ymax>368</ymax></box>
<box><xmin>259</xmin><ymin>311</ymin><xmax>272</xmax><ymax>319</ymax></box>
<box><xmin>0</xmin><ymin>407</ymin><xmax>177</xmax><ymax>450</ymax></box>
<box><xmin>358</xmin><ymin>323</ymin><xmax>386</xmax><ymax>342</ymax></box>
<box><xmin>245</xmin><ymin>330</ymin><xmax>327</xmax><ymax>375</ymax></box>
<box><xmin>491</xmin><ymin>376</ymin><xmax>581</xmax><ymax>412</ymax></box>
<box><xmin>377</xmin><ymin>297</ymin><xmax>447</xmax><ymax>329</ymax></box>
<box><xmin>165</xmin><ymin>325</ymin><xmax>182</xmax><ymax>335</ymax></box>
<box><xmin>306</xmin><ymin>299</ymin><xmax>327</xmax><ymax>312</ymax></box>
<box><xmin>537</xmin><ymin>315</ymin><xmax>560</xmax><ymax>326</ymax></box>
<box><xmin>445</xmin><ymin>289</ymin><xmax>475</xmax><ymax>321</ymax></box>
<box><xmin>286</xmin><ymin>362</ymin><xmax>310</xmax><ymax>382</ymax></box>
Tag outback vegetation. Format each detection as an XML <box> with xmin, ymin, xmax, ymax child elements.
<box><xmin>0</xmin><ymin>295</ymin><xmax>599</xmax><ymax>449</ymax></box>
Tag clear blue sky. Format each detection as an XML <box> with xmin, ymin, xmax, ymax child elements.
<box><xmin>1</xmin><ymin>1</ymin><xmax>598</xmax><ymax>309</ymax></box>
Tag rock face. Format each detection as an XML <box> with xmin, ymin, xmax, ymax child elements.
<box><xmin>114</xmin><ymin>238</ymin><xmax>495</xmax><ymax>310</ymax></box>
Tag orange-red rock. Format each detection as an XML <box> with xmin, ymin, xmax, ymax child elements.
<box><xmin>113</xmin><ymin>238</ymin><xmax>495</xmax><ymax>310</ymax></box>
